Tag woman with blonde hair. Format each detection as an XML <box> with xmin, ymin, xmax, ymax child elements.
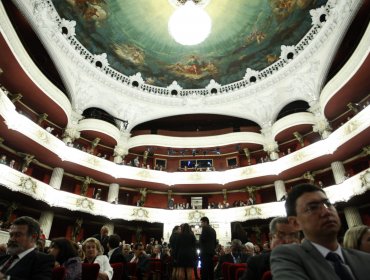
<box><xmin>343</xmin><ymin>225</ymin><xmax>370</xmax><ymax>253</ymax></box>
<box><xmin>82</xmin><ymin>237</ymin><xmax>113</xmax><ymax>280</ymax></box>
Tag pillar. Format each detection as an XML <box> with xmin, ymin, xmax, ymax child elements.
<box><xmin>331</xmin><ymin>161</ymin><xmax>346</xmax><ymax>184</ymax></box>
<box><xmin>39</xmin><ymin>211</ymin><xmax>54</xmax><ymax>239</ymax></box>
<box><xmin>107</xmin><ymin>183</ymin><xmax>119</xmax><ymax>203</ymax></box>
<box><xmin>344</xmin><ymin>207</ymin><xmax>363</xmax><ymax>228</ymax></box>
<box><xmin>49</xmin><ymin>167</ymin><xmax>64</xmax><ymax>190</ymax></box>
<box><xmin>274</xmin><ymin>180</ymin><xmax>286</xmax><ymax>201</ymax></box>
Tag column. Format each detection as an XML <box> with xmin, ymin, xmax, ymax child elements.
<box><xmin>39</xmin><ymin>211</ymin><xmax>54</xmax><ymax>239</ymax></box>
<box><xmin>344</xmin><ymin>207</ymin><xmax>363</xmax><ymax>228</ymax></box>
<box><xmin>104</xmin><ymin>222</ymin><xmax>114</xmax><ymax>235</ymax></box>
<box><xmin>274</xmin><ymin>180</ymin><xmax>286</xmax><ymax>201</ymax></box>
<box><xmin>107</xmin><ymin>183</ymin><xmax>119</xmax><ymax>203</ymax></box>
<box><xmin>62</xmin><ymin>111</ymin><xmax>82</xmax><ymax>144</ymax></box>
<box><xmin>261</xmin><ymin>123</ymin><xmax>279</xmax><ymax>161</ymax></box>
<box><xmin>49</xmin><ymin>167</ymin><xmax>64</xmax><ymax>190</ymax></box>
<box><xmin>309</xmin><ymin>101</ymin><xmax>332</xmax><ymax>139</ymax></box>
<box><xmin>113</xmin><ymin>132</ymin><xmax>131</xmax><ymax>164</ymax></box>
<box><xmin>331</xmin><ymin>161</ymin><xmax>346</xmax><ymax>184</ymax></box>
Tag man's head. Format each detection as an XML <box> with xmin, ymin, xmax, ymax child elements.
<box><xmin>7</xmin><ymin>216</ymin><xmax>40</xmax><ymax>255</ymax></box>
<box><xmin>100</xmin><ymin>226</ymin><xmax>109</xmax><ymax>237</ymax></box>
<box><xmin>133</xmin><ymin>243</ymin><xmax>145</xmax><ymax>257</ymax></box>
<box><xmin>230</xmin><ymin>239</ymin><xmax>243</xmax><ymax>255</ymax></box>
<box><xmin>269</xmin><ymin>217</ymin><xmax>300</xmax><ymax>249</ymax></box>
<box><xmin>200</xmin><ymin>216</ymin><xmax>210</xmax><ymax>227</ymax></box>
<box><xmin>108</xmin><ymin>234</ymin><xmax>121</xmax><ymax>250</ymax></box>
<box><xmin>285</xmin><ymin>183</ymin><xmax>341</xmax><ymax>245</ymax></box>
<box><xmin>153</xmin><ymin>244</ymin><xmax>162</xmax><ymax>255</ymax></box>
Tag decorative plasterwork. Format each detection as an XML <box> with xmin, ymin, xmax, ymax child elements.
<box><xmin>1</xmin><ymin>88</ymin><xmax>369</xmax><ymax>186</ymax></box>
<box><xmin>18</xmin><ymin>177</ymin><xmax>37</xmax><ymax>193</ymax></box>
<box><xmin>2</xmin><ymin>163</ymin><xmax>368</xmax><ymax>226</ymax></box>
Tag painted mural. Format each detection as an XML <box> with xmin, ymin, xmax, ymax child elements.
<box><xmin>53</xmin><ymin>0</ymin><xmax>327</xmax><ymax>89</ymax></box>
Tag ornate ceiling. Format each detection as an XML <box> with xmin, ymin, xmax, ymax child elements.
<box><xmin>52</xmin><ymin>0</ymin><xmax>327</xmax><ymax>89</ymax></box>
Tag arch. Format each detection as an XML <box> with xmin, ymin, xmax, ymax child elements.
<box><xmin>276</xmin><ymin>101</ymin><xmax>309</xmax><ymax>121</ymax></box>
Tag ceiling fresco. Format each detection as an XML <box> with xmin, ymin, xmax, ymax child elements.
<box><xmin>53</xmin><ymin>0</ymin><xmax>327</xmax><ymax>89</ymax></box>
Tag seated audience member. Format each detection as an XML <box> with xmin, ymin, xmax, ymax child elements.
<box><xmin>82</xmin><ymin>237</ymin><xmax>113</xmax><ymax>280</ymax></box>
<box><xmin>343</xmin><ymin>225</ymin><xmax>370</xmax><ymax>253</ymax></box>
<box><xmin>107</xmin><ymin>234</ymin><xmax>128</xmax><ymax>280</ymax></box>
<box><xmin>49</xmin><ymin>237</ymin><xmax>82</xmax><ymax>280</ymax></box>
<box><xmin>215</xmin><ymin>239</ymin><xmax>248</xmax><ymax>279</ymax></box>
<box><xmin>0</xmin><ymin>216</ymin><xmax>55</xmax><ymax>280</ymax></box>
<box><xmin>129</xmin><ymin>243</ymin><xmax>150</xmax><ymax>280</ymax></box>
<box><xmin>122</xmin><ymin>244</ymin><xmax>133</xmax><ymax>262</ymax></box>
<box><xmin>271</xmin><ymin>183</ymin><xmax>370</xmax><ymax>280</ymax></box>
<box><xmin>151</xmin><ymin>244</ymin><xmax>163</xmax><ymax>260</ymax></box>
<box><xmin>239</xmin><ymin>217</ymin><xmax>300</xmax><ymax>280</ymax></box>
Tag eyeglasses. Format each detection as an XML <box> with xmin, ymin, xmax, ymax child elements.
<box><xmin>301</xmin><ymin>199</ymin><xmax>334</xmax><ymax>214</ymax></box>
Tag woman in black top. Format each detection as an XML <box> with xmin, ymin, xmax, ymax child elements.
<box><xmin>175</xmin><ymin>223</ymin><xmax>197</xmax><ymax>280</ymax></box>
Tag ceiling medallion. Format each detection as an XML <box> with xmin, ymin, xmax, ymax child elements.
<box><xmin>168</xmin><ymin>0</ymin><xmax>212</xmax><ymax>46</ymax></box>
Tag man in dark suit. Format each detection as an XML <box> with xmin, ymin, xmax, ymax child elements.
<box><xmin>215</xmin><ymin>239</ymin><xmax>249</xmax><ymax>279</ymax></box>
<box><xmin>130</xmin><ymin>243</ymin><xmax>150</xmax><ymax>280</ymax></box>
<box><xmin>108</xmin><ymin>234</ymin><xmax>129</xmax><ymax>280</ymax></box>
<box><xmin>239</xmin><ymin>217</ymin><xmax>300</xmax><ymax>280</ymax></box>
<box><xmin>92</xmin><ymin>225</ymin><xmax>109</xmax><ymax>255</ymax></box>
<box><xmin>199</xmin><ymin>216</ymin><xmax>217</xmax><ymax>280</ymax></box>
<box><xmin>0</xmin><ymin>216</ymin><xmax>54</xmax><ymax>280</ymax></box>
<box><xmin>271</xmin><ymin>183</ymin><xmax>370</xmax><ymax>280</ymax></box>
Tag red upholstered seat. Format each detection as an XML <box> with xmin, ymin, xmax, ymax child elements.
<box><xmin>52</xmin><ymin>266</ymin><xmax>66</xmax><ymax>280</ymax></box>
<box><xmin>111</xmin><ymin>262</ymin><xmax>124</xmax><ymax>280</ymax></box>
<box><xmin>81</xmin><ymin>263</ymin><xmax>100</xmax><ymax>280</ymax></box>
<box><xmin>261</xmin><ymin>270</ymin><xmax>272</xmax><ymax>280</ymax></box>
<box><xmin>228</xmin><ymin>263</ymin><xmax>246</xmax><ymax>280</ymax></box>
<box><xmin>221</xmin><ymin>262</ymin><xmax>233</xmax><ymax>280</ymax></box>
<box><xmin>235</xmin><ymin>267</ymin><xmax>246</xmax><ymax>280</ymax></box>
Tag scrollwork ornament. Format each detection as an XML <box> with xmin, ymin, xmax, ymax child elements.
<box><xmin>18</xmin><ymin>177</ymin><xmax>37</xmax><ymax>193</ymax></box>
<box><xmin>36</xmin><ymin>130</ymin><xmax>50</xmax><ymax>144</ymax></box>
<box><xmin>244</xmin><ymin>68</ymin><xmax>260</xmax><ymax>84</ymax></box>
<box><xmin>76</xmin><ymin>198</ymin><xmax>94</xmax><ymax>210</ymax></box>
<box><xmin>293</xmin><ymin>151</ymin><xmax>305</xmax><ymax>162</ymax></box>
<box><xmin>245</xmin><ymin>206</ymin><xmax>262</xmax><ymax>217</ymax></box>
<box><xmin>131</xmin><ymin>208</ymin><xmax>149</xmax><ymax>218</ymax></box>
<box><xmin>360</xmin><ymin>170</ymin><xmax>370</xmax><ymax>188</ymax></box>
<box><xmin>188</xmin><ymin>210</ymin><xmax>204</xmax><ymax>222</ymax></box>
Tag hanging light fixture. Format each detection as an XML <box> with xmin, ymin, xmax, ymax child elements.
<box><xmin>168</xmin><ymin>0</ymin><xmax>212</xmax><ymax>46</ymax></box>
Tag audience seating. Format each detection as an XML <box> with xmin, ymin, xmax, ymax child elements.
<box><xmin>81</xmin><ymin>263</ymin><xmax>100</xmax><ymax>280</ymax></box>
<box><xmin>221</xmin><ymin>262</ymin><xmax>233</xmax><ymax>280</ymax></box>
<box><xmin>111</xmin><ymin>262</ymin><xmax>124</xmax><ymax>280</ymax></box>
<box><xmin>52</xmin><ymin>266</ymin><xmax>66</xmax><ymax>280</ymax></box>
<box><xmin>228</xmin><ymin>263</ymin><xmax>246</xmax><ymax>280</ymax></box>
<box><xmin>261</xmin><ymin>270</ymin><xmax>272</xmax><ymax>280</ymax></box>
<box><xmin>126</xmin><ymin>262</ymin><xmax>138</xmax><ymax>279</ymax></box>
<box><xmin>235</xmin><ymin>266</ymin><xmax>246</xmax><ymax>280</ymax></box>
<box><xmin>149</xmin><ymin>258</ymin><xmax>162</xmax><ymax>280</ymax></box>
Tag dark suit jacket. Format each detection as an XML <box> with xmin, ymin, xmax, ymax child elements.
<box><xmin>200</xmin><ymin>225</ymin><xmax>216</xmax><ymax>256</ymax></box>
<box><xmin>215</xmin><ymin>252</ymin><xmax>249</xmax><ymax>278</ymax></box>
<box><xmin>0</xmin><ymin>249</ymin><xmax>55</xmax><ymax>280</ymax></box>
<box><xmin>239</xmin><ymin>251</ymin><xmax>270</xmax><ymax>280</ymax></box>
<box><xmin>109</xmin><ymin>248</ymin><xmax>129</xmax><ymax>280</ymax></box>
<box><xmin>109</xmin><ymin>247</ymin><xmax>127</xmax><ymax>264</ymax></box>
<box><xmin>271</xmin><ymin>239</ymin><xmax>370</xmax><ymax>280</ymax></box>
